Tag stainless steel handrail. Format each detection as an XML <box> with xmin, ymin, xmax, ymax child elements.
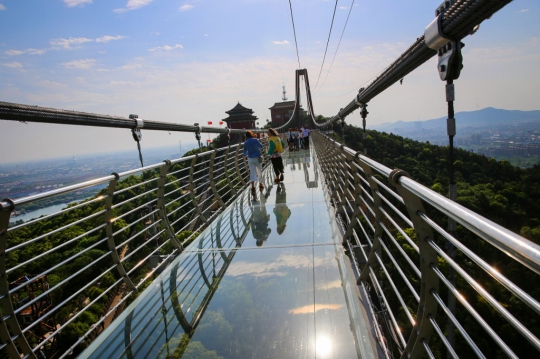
<box><xmin>311</xmin><ymin>131</ymin><xmax>540</xmax><ymax>358</ymax></box>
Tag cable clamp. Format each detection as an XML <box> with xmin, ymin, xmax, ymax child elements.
<box><xmin>425</xmin><ymin>14</ymin><xmax>449</xmax><ymax>51</ymax></box>
<box><xmin>355</xmin><ymin>87</ymin><xmax>365</xmax><ymax>106</ymax></box>
<box><xmin>130</xmin><ymin>114</ymin><xmax>142</xmax><ymax>142</ymax></box>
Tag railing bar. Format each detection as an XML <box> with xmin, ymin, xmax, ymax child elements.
<box><xmin>8</xmin><ymin>194</ymin><xmax>107</xmax><ymax>232</ymax></box>
<box><xmin>419</xmin><ymin>211</ymin><xmax>540</xmax><ymax>315</ymax></box>
<box><xmin>422</xmin><ymin>339</ymin><xmax>437</xmax><ymax>359</ymax></box>
<box><xmin>133</xmin><ymin>244</ymin><xmax>175</xmax><ymax>287</ymax></box>
<box><xmin>36</xmin><ymin>276</ymin><xmax>129</xmax><ymax>353</ymax></box>
<box><xmin>378</xmin><ymin>235</ymin><xmax>420</xmax><ymax>301</ymax></box>
<box><xmin>8</xmin><ymin>236</ymin><xmax>110</xmax><ymax>296</ymax></box>
<box><xmin>431</xmin><ymin>265</ymin><xmax>518</xmax><ymax>358</ymax></box>
<box><xmin>116</xmin><ymin>218</ymin><xmax>162</xmax><ymax>249</ymax></box>
<box><xmin>112</xmin><ymin>176</ymin><xmax>159</xmax><ymax>195</ymax></box>
<box><xmin>428</xmin><ymin>316</ymin><xmax>459</xmax><ymax>359</ymax></box>
<box><xmin>9</xmin><ymin>174</ymin><xmax>115</xmax><ymax>207</ymax></box>
<box><xmin>116</xmin><ymin>162</ymin><xmax>165</xmax><ymax>178</ymax></box>
<box><xmin>123</xmin><ymin>229</ymin><xmax>167</xmax><ymax>270</ymax></box>
<box><xmin>163</xmin><ymin>185</ymin><xmax>189</xmax><ymax>199</ymax></box>
<box><xmin>21</xmin><ymin>254</ymin><xmax>114</xmax><ymax>333</ymax></box>
<box><xmin>371</xmin><ymin>175</ymin><xmax>406</xmax><ymax>205</ymax></box>
<box><xmin>111</xmin><ymin>209</ymin><xmax>158</xmax><ymax>237</ymax></box>
<box><xmin>368</xmin><ymin>267</ymin><xmax>407</xmax><ymax>348</ymax></box>
<box><xmin>112</xmin><ymin>199</ymin><xmax>158</xmax><ymax>223</ymax></box>
<box><xmin>170</xmin><ymin>208</ymin><xmax>196</xmax><ymax>228</ymax></box>
<box><xmin>378</xmin><ymin>204</ymin><xmax>419</xmax><ymax>253</ymax></box>
<box><xmin>428</xmin><ymin>238</ymin><xmax>540</xmax><ymax>351</ymax></box>
<box><xmin>377</xmin><ymin>190</ymin><xmax>413</xmax><ymax>227</ymax></box>
<box><xmin>431</xmin><ymin>290</ymin><xmax>486</xmax><ymax>358</ymax></box>
<box><xmin>7</xmin><ymin>223</ymin><xmax>107</xmax><ymax>274</ymax></box>
<box><xmin>6</xmin><ymin>209</ymin><xmax>106</xmax><ymax>253</ymax></box>
<box><xmin>400</xmin><ymin>176</ymin><xmax>540</xmax><ymax>276</ymax></box>
<box><xmin>379</xmin><ymin>221</ymin><xmax>420</xmax><ymax>278</ymax></box>
<box><xmin>374</xmin><ymin>251</ymin><xmax>416</xmax><ymax>326</ymax></box>
<box><xmin>111</xmin><ymin>188</ymin><xmax>158</xmax><ymax>209</ymax></box>
<box><xmin>356</xmin><ymin>207</ymin><xmax>375</xmax><ymax>234</ymax></box>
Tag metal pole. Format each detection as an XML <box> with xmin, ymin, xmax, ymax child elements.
<box><xmin>446</xmin><ymin>79</ymin><xmax>457</xmax><ymax>357</ymax></box>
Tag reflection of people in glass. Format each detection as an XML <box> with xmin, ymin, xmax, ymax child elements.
<box><xmin>251</xmin><ymin>197</ymin><xmax>271</xmax><ymax>246</ymax></box>
<box><xmin>273</xmin><ymin>184</ymin><xmax>291</xmax><ymax>235</ymax></box>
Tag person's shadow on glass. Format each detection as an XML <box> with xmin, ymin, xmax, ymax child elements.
<box><xmin>250</xmin><ymin>192</ymin><xmax>271</xmax><ymax>247</ymax></box>
<box><xmin>273</xmin><ymin>183</ymin><xmax>291</xmax><ymax>235</ymax></box>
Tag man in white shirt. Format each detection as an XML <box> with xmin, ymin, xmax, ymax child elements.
<box><xmin>302</xmin><ymin>127</ymin><xmax>310</xmax><ymax>149</ymax></box>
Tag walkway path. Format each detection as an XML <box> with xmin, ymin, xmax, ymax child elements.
<box><xmin>81</xmin><ymin>145</ymin><xmax>379</xmax><ymax>359</ymax></box>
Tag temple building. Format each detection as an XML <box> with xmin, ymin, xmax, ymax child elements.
<box><xmin>222</xmin><ymin>102</ymin><xmax>258</xmax><ymax>130</ymax></box>
<box><xmin>268</xmin><ymin>100</ymin><xmax>295</xmax><ymax>127</ymax></box>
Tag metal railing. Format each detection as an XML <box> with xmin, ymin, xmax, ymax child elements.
<box><xmin>0</xmin><ymin>142</ymin><xmax>273</xmax><ymax>358</ymax></box>
<box><xmin>312</xmin><ymin>131</ymin><xmax>540</xmax><ymax>358</ymax></box>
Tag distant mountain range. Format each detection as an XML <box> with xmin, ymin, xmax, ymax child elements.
<box><xmin>373</xmin><ymin>108</ymin><xmax>540</xmax><ymax>132</ymax></box>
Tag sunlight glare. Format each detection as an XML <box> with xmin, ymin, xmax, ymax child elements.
<box><xmin>315</xmin><ymin>335</ymin><xmax>333</xmax><ymax>357</ymax></box>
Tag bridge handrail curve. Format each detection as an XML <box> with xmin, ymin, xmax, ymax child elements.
<box><xmin>312</xmin><ymin>130</ymin><xmax>540</xmax><ymax>358</ymax></box>
<box><xmin>0</xmin><ymin>139</ymin><xmax>265</xmax><ymax>358</ymax></box>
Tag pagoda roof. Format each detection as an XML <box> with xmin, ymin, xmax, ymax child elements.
<box><xmin>226</xmin><ymin>102</ymin><xmax>253</xmax><ymax>115</ymax></box>
<box><xmin>269</xmin><ymin>101</ymin><xmax>296</xmax><ymax>110</ymax></box>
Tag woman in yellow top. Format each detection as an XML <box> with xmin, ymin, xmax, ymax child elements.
<box><xmin>267</xmin><ymin>128</ymin><xmax>286</xmax><ymax>183</ymax></box>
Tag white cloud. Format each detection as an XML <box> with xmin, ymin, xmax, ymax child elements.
<box><xmin>110</xmin><ymin>80</ymin><xmax>137</xmax><ymax>85</ymax></box>
<box><xmin>179</xmin><ymin>4</ymin><xmax>193</xmax><ymax>12</ymax></box>
<box><xmin>27</xmin><ymin>48</ymin><xmax>47</xmax><ymax>55</ymax></box>
<box><xmin>1</xmin><ymin>62</ymin><xmax>23</xmax><ymax>68</ymax></box>
<box><xmin>5</xmin><ymin>50</ymin><xmax>24</xmax><ymax>56</ymax></box>
<box><xmin>518</xmin><ymin>9</ymin><xmax>529</xmax><ymax>13</ymax></box>
<box><xmin>113</xmin><ymin>0</ymin><xmax>154</xmax><ymax>13</ymax></box>
<box><xmin>273</xmin><ymin>40</ymin><xmax>290</xmax><ymax>45</ymax></box>
<box><xmin>50</xmin><ymin>37</ymin><xmax>93</xmax><ymax>49</ymax></box>
<box><xmin>6</xmin><ymin>48</ymin><xmax>47</xmax><ymax>56</ymax></box>
<box><xmin>64</xmin><ymin>0</ymin><xmax>92</xmax><ymax>7</ymax></box>
<box><xmin>204</xmin><ymin>34</ymin><xmax>208</xmax><ymax>37</ymax></box>
<box><xmin>148</xmin><ymin>44</ymin><xmax>183</xmax><ymax>52</ymax></box>
<box><xmin>96</xmin><ymin>35</ymin><xmax>126</xmax><ymax>43</ymax></box>
<box><xmin>119</xmin><ymin>63</ymin><xmax>142</xmax><ymax>70</ymax></box>
<box><xmin>339</xmin><ymin>6</ymin><xmax>347</xmax><ymax>10</ymax></box>
<box><xmin>60</xmin><ymin>59</ymin><xmax>96</xmax><ymax>69</ymax></box>
<box><xmin>0</xmin><ymin>4</ymin><xmax>6</xmax><ymax>11</ymax></box>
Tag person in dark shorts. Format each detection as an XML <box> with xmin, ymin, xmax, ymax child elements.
<box><xmin>267</xmin><ymin>128</ymin><xmax>286</xmax><ymax>183</ymax></box>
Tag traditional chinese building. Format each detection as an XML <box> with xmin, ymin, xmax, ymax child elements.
<box><xmin>222</xmin><ymin>102</ymin><xmax>258</xmax><ymax>130</ymax></box>
<box><xmin>268</xmin><ymin>100</ymin><xmax>295</xmax><ymax>127</ymax></box>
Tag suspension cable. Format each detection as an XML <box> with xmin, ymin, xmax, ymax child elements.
<box><xmin>314</xmin><ymin>0</ymin><xmax>339</xmax><ymax>90</ymax></box>
<box><xmin>319</xmin><ymin>0</ymin><xmax>355</xmax><ymax>90</ymax></box>
<box><xmin>287</xmin><ymin>0</ymin><xmax>302</xmax><ymax>69</ymax></box>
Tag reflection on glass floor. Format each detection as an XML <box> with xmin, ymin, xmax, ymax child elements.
<box><xmin>81</xmin><ymin>147</ymin><xmax>378</xmax><ymax>359</ymax></box>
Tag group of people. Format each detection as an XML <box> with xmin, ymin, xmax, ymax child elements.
<box><xmin>286</xmin><ymin>127</ymin><xmax>310</xmax><ymax>151</ymax></box>
<box><xmin>243</xmin><ymin>128</ymin><xmax>287</xmax><ymax>191</ymax></box>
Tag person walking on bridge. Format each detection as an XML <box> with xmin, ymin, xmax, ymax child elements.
<box><xmin>244</xmin><ymin>130</ymin><xmax>264</xmax><ymax>191</ymax></box>
<box><xmin>267</xmin><ymin>128</ymin><xmax>285</xmax><ymax>183</ymax></box>
<box><xmin>302</xmin><ymin>127</ymin><xmax>310</xmax><ymax>149</ymax></box>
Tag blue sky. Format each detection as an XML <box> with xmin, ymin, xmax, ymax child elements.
<box><xmin>0</xmin><ymin>0</ymin><xmax>539</xmax><ymax>162</ymax></box>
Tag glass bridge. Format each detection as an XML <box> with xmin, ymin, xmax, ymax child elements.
<box><xmin>1</xmin><ymin>3</ymin><xmax>538</xmax><ymax>357</ymax></box>
<box><xmin>80</xmin><ymin>148</ymin><xmax>379</xmax><ymax>359</ymax></box>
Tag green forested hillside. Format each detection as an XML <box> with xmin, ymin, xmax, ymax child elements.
<box><xmin>327</xmin><ymin>121</ymin><xmax>540</xmax><ymax>357</ymax></box>
<box><xmin>332</xmin><ymin>122</ymin><xmax>540</xmax><ymax>243</ymax></box>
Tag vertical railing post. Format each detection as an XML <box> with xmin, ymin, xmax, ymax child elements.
<box><xmin>233</xmin><ymin>145</ymin><xmax>247</xmax><ymax>187</ymax></box>
<box><xmin>389</xmin><ymin>169</ymin><xmax>439</xmax><ymax>358</ymax></box>
<box><xmin>189</xmin><ymin>154</ymin><xmax>208</xmax><ymax>224</ymax></box>
<box><xmin>104</xmin><ymin>173</ymin><xmax>137</xmax><ymax>292</ymax></box>
<box><xmin>209</xmin><ymin>149</ymin><xmax>226</xmax><ymax>208</ymax></box>
<box><xmin>156</xmin><ymin>160</ymin><xmax>182</xmax><ymax>250</ymax></box>
<box><xmin>223</xmin><ymin>146</ymin><xmax>236</xmax><ymax>198</ymax></box>
<box><xmin>342</xmin><ymin>151</ymin><xmax>364</xmax><ymax>242</ymax></box>
<box><xmin>0</xmin><ymin>200</ymin><xmax>35</xmax><ymax>358</ymax></box>
<box><xmin>356</xmin><ymin>158</ymin><xmax>385</xmax><ymax>283</ymax></box>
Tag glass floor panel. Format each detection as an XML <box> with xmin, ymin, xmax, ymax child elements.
<box><xmin>81</xmin><ymin>146</ymin><xmax>378</xmax><ymax>359</ymax></box>
<box><xmin>82</xmin><ymin>244</ymin><xmax>375</xmax><ymax>359</ymax></box>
